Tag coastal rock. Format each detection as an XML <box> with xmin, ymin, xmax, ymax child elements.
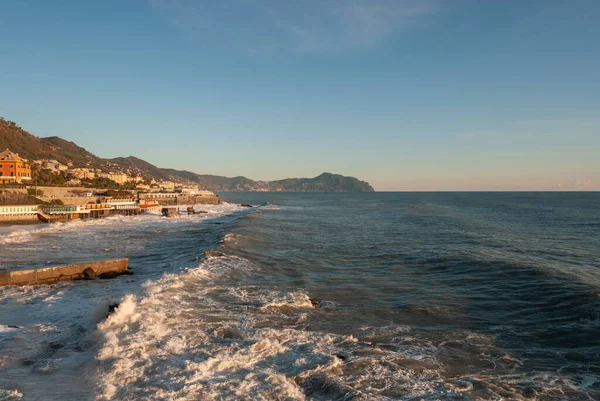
<box><xmin>240</xmin><ymin>204</ymin><xmax>253</xmax><ymax>208</ymax></box>
<box><xmin>82</xmin><ymin>268</ymin><xmax>96</xmax><ymax>279</ymax></box>
<box><xmin>98</xmin><ymin>270</ymin><xmax>133</xmax><ymax>280</ymax></box>
<box><xmin>105</xmin><ymin>303</ymin><xmax>120</xmax><ymax>319</ymax></box>
<box><xmin>309</xmin><ymin>298</ymin><xmax>321</xmax><ymax>308</ymax></box>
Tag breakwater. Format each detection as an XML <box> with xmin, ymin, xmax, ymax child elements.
<box><xmin>0</xmin><ymin>259</ymin><xmax>129</xmax><ymax>286</ymax></box>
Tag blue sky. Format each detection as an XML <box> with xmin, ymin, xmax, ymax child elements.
<box><xmin>0</xmin><ymin>0</ymin><xmax>599</xmax><ymax>190</ymax></box>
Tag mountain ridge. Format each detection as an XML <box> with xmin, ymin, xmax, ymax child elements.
<box><xmin>0</xmin><ymin>118</ymin><xmax>375</xmax><ymax>192</ymax></box>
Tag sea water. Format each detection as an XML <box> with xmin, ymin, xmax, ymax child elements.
<box><xmin>0</xmin><ymin>193</ymin><xmax>599</xmax><ymax>400</ymax></box>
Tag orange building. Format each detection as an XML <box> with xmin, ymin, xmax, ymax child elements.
<box><xmin>0</xmin><ymin>148</ymin><xmax>32</xmax><ymax>184</ymax></box>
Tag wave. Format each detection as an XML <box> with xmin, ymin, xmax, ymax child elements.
<box><xmin>0</xmin><ymin>203</ymin><xmax>247</xmax><ymax>246</ymax></box>
<box><xmin>95</xmin><ymin>252</ymin><xmax>548</xmax><ymax>400</ymax></box>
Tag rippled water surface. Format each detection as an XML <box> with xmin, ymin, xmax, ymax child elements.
<box><xmin>0</xmin><ymin>193</ymin><xmax>599</xmax><ymax>400</ymax></box>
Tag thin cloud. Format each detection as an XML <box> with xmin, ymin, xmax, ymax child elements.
<box><xmin>149</xmin><ymin>0</ymin><xmax>439</xmax><ymax>53</ymax></box>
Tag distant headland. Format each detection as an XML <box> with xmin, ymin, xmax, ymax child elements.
<box><xmin>0</xmin><ymin>117</ymin><xmax>374</xmax><ymax>192</ymax></box>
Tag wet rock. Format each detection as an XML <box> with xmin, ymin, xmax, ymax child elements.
<box><xmin>105</xmin><ymin>303</ymin><xmax>120</xmax><ymax>319</ymax></box>
<box><xmin>98</xmin><ymin>270</ymin><xmax>132</xmax><ymax>279</ymax></box>
<box><xmin>82</xmin><ymin>267</ymin><xmax>96</xmax><ymax>279</ymax></box>
<box><xmin>309</xmin><ymin>298</ymin><xmax>321</xmax><ymax>308</ymax></box>
<box><xmin>240</xmin><ymin>204</ymin><xmax>253</xmax><ymax>208</ymax></box>
<box><xmin>7</xmin><ymin>325</ymin><xmax>20</xmax><ymax>329</ymax></box>
<box><xmin>335</xmin><ymin>353</ymin><xmax>347</xmax><ymax>361</ymax></box>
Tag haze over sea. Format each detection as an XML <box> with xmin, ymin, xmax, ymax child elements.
<box><xmin>0</xmin><ymin>192</ymin><xmax>598</xmax><ymax>400</ymax></box>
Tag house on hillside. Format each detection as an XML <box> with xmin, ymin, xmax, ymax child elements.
<box><xmin>42</xmin><ymin>160</ymin><xmax>69</xmax><ymax>174</ymax></box>
<box><xmin>98</xmin><ymin>172</ymin><xmax>131</xmax><ymax>184</ymax></box>
<box><xmin>0</xmin><ymin>148</ymin><xmax>32</xmax><ymax>184</ymax></box>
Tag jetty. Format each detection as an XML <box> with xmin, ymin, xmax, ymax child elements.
<box><xmin>0</xmin><ymin>259</ymin><xmax>129</xmax><ymax>286</ymax></box>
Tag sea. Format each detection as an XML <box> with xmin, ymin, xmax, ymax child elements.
<box><xmin>0</xmin><ymin>192</ymin><xmax>598</xmax><ymax>401</ymax></box>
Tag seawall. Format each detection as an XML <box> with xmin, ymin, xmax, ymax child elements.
<box><xmin>139</xmin><ymin>193</ymin><xmax>221</xmax><ymax>205</ymax></box>
<box><xmin>0</xmin><ymin>259</ymin><xmax>129</xmax><ymax>286</ymax></box>
<box><xmin>0</xmin><ymin>214</ymin><xmax>39</xmax><ymax>224</ymax></box>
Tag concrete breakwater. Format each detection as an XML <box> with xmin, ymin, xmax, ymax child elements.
<box><xmin>0</xmin><ymin>259</ymin><xmax>129</xmax><ymax>286</ymax></box>
<box><xmin>138</xmin><ymin>192</ymin><xmax>221</xmax><ymax>205</ymax></box>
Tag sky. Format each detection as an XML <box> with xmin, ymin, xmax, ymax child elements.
<box><xmin>0</xmin><ymin>0</ymin><xmax>599</xmax><ymax>191</ymax></box>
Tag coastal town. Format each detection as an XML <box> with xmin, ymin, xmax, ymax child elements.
<box><xmin>0</xmin><ymin>147</ymin><xmax>222</xmax><ymax>224</ymax></box>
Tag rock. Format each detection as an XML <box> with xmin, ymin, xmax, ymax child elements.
<box><xmin>7</xmin><ymin>325</ymin><xmax>20</xmax><ymax>329</ymax></box>
<box><xmin>309</xmin><ymin>298</ymin><xmax>321</xmax><ymax>308</ymax></box>
<box><xmin>240</xmin><ymin>204</ymin><xmax>253</xmax><ymax>208</ymax></box>
<box><xmin>105</xmin><ymin>303</ymin><xmax>120</xmax><ymax>319</ymax></box>
<box><xmin>82</xmin><ymin>267</ymin><xmax>96</xmax><ymax>279</ymax></box>
<box><xmin>98</xmin><ymin>270</ymin><xmax>132</xmax><ymax>279</ymax></box>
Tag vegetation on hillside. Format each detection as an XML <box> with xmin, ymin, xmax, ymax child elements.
<box><xmin>1</xmin><ymin>117</ymin><xmax>375</xmax><ymax>192</ymax></box>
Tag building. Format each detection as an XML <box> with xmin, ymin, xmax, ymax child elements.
<box><xmin>139</xmin><ymin>199</ymin><xmax>161</xmax><ymax>214</ymax></box>
<box><xmin>176</xmin><ymin>184</ymin><xmax>200</xmax><ymax>194</ymax></box>
<box><xmin>98</xmin><ymin>172</ymin><xmax>131</xmax><ymax>184</ymax></box>
<box><xmin>69</xmin><ymin>168</ymin><xmax>96</xmax><ymax>179</ymax></box>
<box><xmin>158</xmin><ymin>181</ymin><xmax>176</xmax><ymax>190</ymax></box>
<box><xmin>0</xmin><ymin>148</ymin><xmax>32</xmax><ymax>184</ymax></box>
<box><xmin>41</xmin><ymin>160</ymin><xmax>69</xmax><ymax>174</ymax></box>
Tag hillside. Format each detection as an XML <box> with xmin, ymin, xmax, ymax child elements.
<box><xmin>0</xmin><ymin>118</ymin><xmax>102</xmax><ymax>167</ymax></box>
<box><xmin>0</xmin><ymin>117</ymin><xmax>375</xmax><ymax>192</ymax></box>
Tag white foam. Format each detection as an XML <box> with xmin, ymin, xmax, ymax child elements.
<box><xmin>0</xmin><ymin>389</ymin><xmax>23</xmax><ymax>400</ymax></box>
<box><xmin>0</xmin><ymin>203</ymin><xmax>247</xmax><ymax>246</ymax></box>
<box><xmin>94</xmin><ymin>253</ymin><xmax>470</xmax><ymax>400</ymax></box>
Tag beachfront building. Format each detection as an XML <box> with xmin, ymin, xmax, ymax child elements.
<box><xmin>0</xmin><ymin>205</ymin><xmax>39</xmax><ymax>216</ymax></box>
<box><xmin>0</xmin><ymin>204</ymin><xmax>39</xmax><ymax>223</ymax></box>
<box><xmin>105</xmin><ymin>197</ymin><xmax>141</xmax><ymax>215</ymax></box>
<box><xmin>85</xmin><ymin>202</ymin><xmax>112</xmax><ymax>218</ymax></box>
<box><xmin>139</xmin><ymin>198</ymin><xmax>161</xmax><ymax>213</ymax></box>
<box><xmin>0</xmin><ymin>148</ymin><xmax>32</xmax><ymax>184</ymax></box>
<box><xmin>39</xmin><ymin>205</ymin><xmax>90</xmax><ymax>222</ymax></box>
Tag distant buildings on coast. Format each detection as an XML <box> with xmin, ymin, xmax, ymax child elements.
<box><xmin>0</xmin><ymin>147</ymin><xmax>221</xmax><ymax>224</ymax></box>
<box><xmin>0</xmin><ymin>191</ymin><xmax>220</xmax><ymax>224</ymax></box>
<box><xmin>0</xmin><ymin>147</ymin><xmax>197</xmax><ymax>192</ymax></box>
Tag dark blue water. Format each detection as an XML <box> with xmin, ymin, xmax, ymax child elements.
<box><xmin>217</xmin><ymin>192</ymin><xmax>600</xmax><ymax>400</ymax></box>
<box><xmin>1</xmin><ymin>193</ymin><xmax>598</xmax><ymax>400</ymax></box>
